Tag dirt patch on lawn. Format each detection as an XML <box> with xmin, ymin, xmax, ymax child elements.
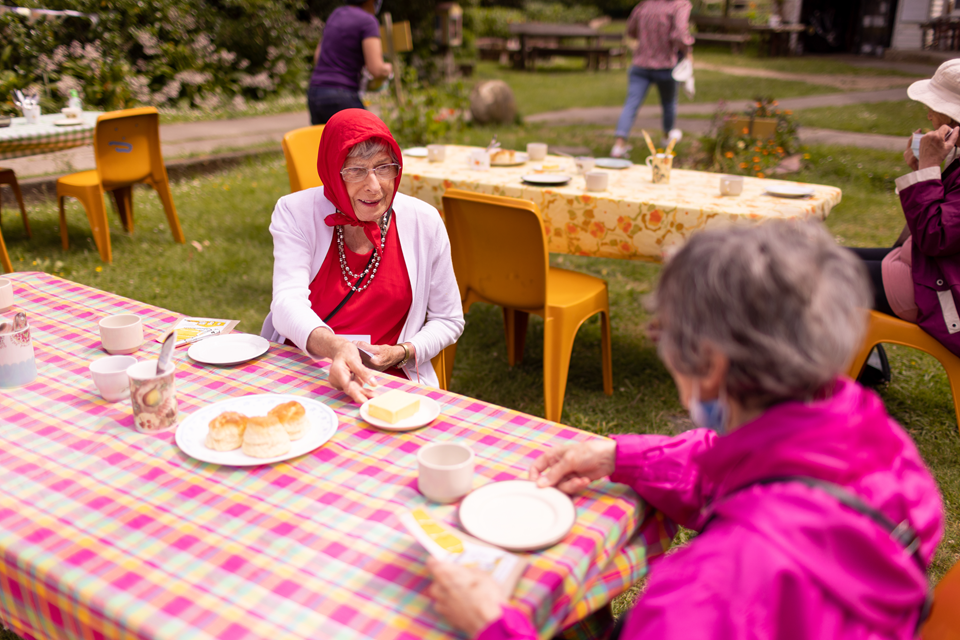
<box><xmin>695</xmin><ymin>62</ymin><xmax>920</xmax><ymax>91</ymax></box>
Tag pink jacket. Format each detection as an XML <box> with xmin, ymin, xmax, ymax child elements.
<box><xmin>478</xmin><ymin>379</ymin><xmax>943</xmax><ymax>640</ymax></box>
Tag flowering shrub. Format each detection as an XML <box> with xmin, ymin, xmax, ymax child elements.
<box><xmin>0</xmin><ymin>0</ymin><xmax>313</xmax><ymax>116</ymax></box>
<box><xmin>701</xmin><ymin>97</ymin><xmax>802</xmax><ymax>178</ymax></box>
<box><xmin>376</xmin><ymin>68</ymin><xmax>471</xmax><ymax>146</ymax></box>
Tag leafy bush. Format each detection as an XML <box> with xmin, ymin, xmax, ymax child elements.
<box><xmin>0</xmin><ymin>0</ymin><xmax>313</xmax><ymax>115</ymax></box>
<box><xmin>467</xmin><ymin>1</ymin><xmax>601</xmax><ymax>39</ymax></box>
<box><xmin>700</xmin><ymin>97</ymin><xmax>802</xmax><ymax>178</ymax></box>
<box><xmin>376</xmin><ymin>68</ymin><xmax>471</xmax><ymax>146</ymax></box>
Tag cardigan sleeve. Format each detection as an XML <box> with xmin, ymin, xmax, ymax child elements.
<box><xmin>268</xmin><ymin>195</ymin><xmax>329</xmax><ymax>355</ymax></box>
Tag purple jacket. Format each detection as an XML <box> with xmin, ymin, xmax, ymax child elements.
<box><xmin>899</xmin><ymin>158</ymin><xmax>960</xmax><ymax>357</ymax></box>
<box><xmin>478</xmin><ymin>379</ymin><xmax>943</xmax><ymax>640</ymax></box>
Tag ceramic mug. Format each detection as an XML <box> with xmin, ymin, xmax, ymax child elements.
<box><xmin>585</xmin><ymin>170</ymin><xmax>609</xmax><ymax>192</ymax></box>
<box><xmin>427</xmin><ymin>144</ymin><xmax>446</xmax><ymax>162</ymax></box>
<box><xmin>719</xmin><ymin>174</ymin><xmax>744</xmax><ymax>196</ymax></box>
<box><xmin>0</xmin><ymin>318</ymin><xmax>36</xmax><ymax>388</ymax></box>
<box><xmin>23</xmin><ymin>105</ymin><xmax>41</xmax><ymax>125</ymax></box>
<box><xmin>127</xmin><ymin>359</ymin><xmax>178</xmax><ymax>432</ymax></box>
<box><xmin>911</xmin><ymin>132</ymin><xmax>923</xmax><ymax>161</ymax></box>
<box><xmin>417</xmin><ymin>442</ymin><xmax>475</xmax><ymax>504</ymax></box>
<box><xmin>0</xmin><ymin>278</ymin><xmax>13</xmax><ymax>312</ymax></box>
<box><xmin>575</xmin><ymin>156</ymin><xmax>596</xmax><ymax>174</ymax></box>
<box><xmin>468</xmin><ymin>149</ymin><xmax>491</xmax><ymax>171</ymax></box>
<box><xmin>646</xmin><ymin>153</ymin><xmax>674</xmax><ymax>184</ymax></box>
<box><xmin>89</xmin><ymin>355</ymin><xmax>137</xmax><ymax>402</ymax></box>
<box><xmin>527</xmin><ymin>142</ymin><xmax>548</xmax><ymax>161</ymax></box>
<box><xmin>99</xmin><ymin>314</ymin><xmax>143</xmax><ymax>355</ymax></box>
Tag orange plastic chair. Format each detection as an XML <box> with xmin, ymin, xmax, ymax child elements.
<box><xmin>56</xmin><ymin>107</ymin><xmax>185</xmax><ymax>263</ymax></box>
<box><xmin>282</xmin><ymin>125</ymin><xmax>325</xmax><ymax>193</ymax></box>
<box><xmin>921</xmin><ymin>560</ymin><xmax>960</xmax><ymax>639</ymax></box>
<box><xmin>442</xmin><ymin>189</ymin><xmax>613</xmax><ymax>423</ymax></box>
<box><xmin>847</xmin><ymin>310</ymin><xmax>960</xmax><ymax>431</ymax></box>
<box><xmin>430</xmin><ymin>345</ymin><xmax>454</xmax><ymax>391</ymax></box>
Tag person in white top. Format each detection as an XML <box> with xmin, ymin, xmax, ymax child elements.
<box><xmin>261</xmin><ymin>109</ymin><xmax>464</xmax><ymax>402</ymax></box>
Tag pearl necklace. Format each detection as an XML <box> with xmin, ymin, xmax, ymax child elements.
<box><xmin>337</xmin><ymin>210</ymin><xmax>391</xmax><ymax>293</ymax></box>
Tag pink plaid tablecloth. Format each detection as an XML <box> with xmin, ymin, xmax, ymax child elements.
<box><xmin>0</xmin><ymin>273</ymin><xmax>675</xmax><ymax>640</ymax></box>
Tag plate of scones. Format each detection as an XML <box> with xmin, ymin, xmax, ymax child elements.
<box><xmin>175</xmin><ymin>394</ymin><xmax>338</xmax><ymax>466</ymax></box>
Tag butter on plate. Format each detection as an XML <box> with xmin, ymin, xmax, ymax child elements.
<box><xmin>368</xmin><ymin>389</ymin><xmax>420</xmax><ymax>424</ymax></box>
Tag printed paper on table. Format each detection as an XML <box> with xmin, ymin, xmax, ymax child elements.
<box><xmin>159</xmin><ymin>317</ymin><xmax>240</xmax><ymax>347</ymax></box>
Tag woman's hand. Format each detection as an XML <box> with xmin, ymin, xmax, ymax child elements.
<box><xmin>528</xmin><ymin>440</ymin><xmax>617</xmax><ymax>494</ymax></box>
<box><xmin>918</xmin><ymin>125</ymin><xmax>960</xmax><ymax>170</ymax></box>
<box><xmin>427</xmin><ymin>558</ymin><xmax>505</xmax><ymax>637</ymax></box>
<box><xmin>904</xmin><ymin>128</ymin><xmax>921</xmax><ymax>172</ymax></box>
<box><xmin>306</xmin><ymin>328</ymin><xmax>378</xmax><ymax>403</ymax></box>
<box><xmin>356</xmin><ymin>341</ymin><xmax>407</xmax><ymax>371</ymax></box>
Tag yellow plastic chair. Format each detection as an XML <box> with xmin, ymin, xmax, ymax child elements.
<box><xmin>442</xmin><ymin>189</ymin><xmax>613</xmax><ymax>423</ymax></box>
<box><xmin>847</xmin><ymin>310</ymin><xmax>960</xmax><ymax>431</ymax></box>
<box><xmin>56</xmin><ymin>107</ymin><xmax>185</xmax><ymax>263</ymax></box>
<box><xmin>921</xmin><ymin>560</ymin><xmax>960</xmax><ymax>639</ymax></box>
<box><xmin>430</xmin><ymin>344</ymin><xmax>455</xmax><ymax>391</ymax></box>
<box><xmin>282</xmin><ymin>125</ymin><xmax>325</xmax><ymax>193</ymax></box>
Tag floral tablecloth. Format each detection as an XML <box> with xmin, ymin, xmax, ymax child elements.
<box><xmin>399</xmin><ymin>145</ymin><xmax>842</xmax><ymax>262</ymax></box>
<box><xmin>0</xmin><ymin>112</ymin><xmax>101</xmax><ymax>160</ymax></box>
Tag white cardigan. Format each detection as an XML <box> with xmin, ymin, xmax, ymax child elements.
<box><xmin>261</xmin><ymin>187</ymin><xmax>464</xmax><ymax>388</ymax></box>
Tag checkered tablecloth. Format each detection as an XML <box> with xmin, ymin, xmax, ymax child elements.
<box><xmin>0</xmin><ymin>273</ymin><xmax>675</xmax><ymax>640</ymax></box>
<box><xmin>399</xmin><ymin>145</ymin><xmax>841</xmax><ymax>262</ymax></box>
<box><xmin>0</xmin><ymin>112</ymin><xmax>101</xmax><ymax>160</ymax></box>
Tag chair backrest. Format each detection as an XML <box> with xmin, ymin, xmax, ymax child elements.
<box><xmin>94</xmin><ymin>107</ymin><xmax>166</xmax><ymax>191</ymax></box>
<box><xmin>922</xmin><ymin>560</ymin><xmax>960</xmax><ymax>639</ymax></box>
<box><xmin>282</xmin><ymin>125</ymin><xmax>325</xmax><ymax>193</ymax></box>
<box><xmin>441</xmin><ymin>189</ymin><xmax>549</xmax><ymax>310</ymax></box>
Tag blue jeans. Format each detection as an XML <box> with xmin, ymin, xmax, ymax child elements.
<box><xmin>614</xmin><ymin>66</ymin><xmax>679</xmax><ymax>139</ymax></box>
<box><xmin>308</xmin><ymin>85</ymin><xmax>365</xmax><ymax>125</ymax></box>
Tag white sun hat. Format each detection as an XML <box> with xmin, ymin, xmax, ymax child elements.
<box><xmin>908</xmin><ymin>59</ymin><xmax>960</xmax><ymax>124</ymax></box>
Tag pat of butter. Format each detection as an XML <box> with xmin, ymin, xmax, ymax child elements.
<box><xmin>368</xmin><ymin>389</ymin><xmax>420</xmax><ymax>424</ymax></box>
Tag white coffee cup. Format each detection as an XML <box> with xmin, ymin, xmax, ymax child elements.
<box><xmin>468</xmin><ymin>149</ymin><xmax>491</xmax><ymax>171</ymax></box>
<box><xmin>417</xmin><ymin>442</ymin><xmax>475</xmax><ymax>504</ymax></box>
<box><xmin>89</xmin><ymin>355</ymin><xmax>137</xmax><ymax>402</ymax></box>
<box><xmin>23</xmin><ymin>105</ymin><xmax>41</xmax><ymax>125</ymax></box>
<box><xmin>911</xmin><ymin>132</ymin><xmax>923</xmax><ymax>160</ymax></box>
<box><xmin>585</xmin><ymin>170</ymin><xmax>609</xmax><ymax>191</ymax></box>
<box><xmin>575</xmin><ymin>156</ymin><xmax>596</xmax><ymax>174</ymax></box>
<box><xmin>0</xmin><ymin>278</ymin><xmax>13</xmax><ymax>312</ymax></box>
<box><xmin>427</xmin><ymin>144</ymin><xmax>446</xmax><ymax>162</ymax></box>
<box><xmin>527</xmin><ymin>142</ymin><xmax>548</xmax><ymax>161</ymax></box>
<box><xmin>99</xmin><ymin>314</ymin><xmax>144</xmax><ymax>355</ymax></box>
<box><xmin>719</xmin><ymin>174</ymin><xmax>744</xmax><ymax>196</ymax></box>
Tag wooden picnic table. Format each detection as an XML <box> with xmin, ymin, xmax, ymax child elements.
<box><xmin>0</xmin><ymin>271</ymin><xmax>676</xmax><ymax>640</ymax></box>
<box><xmin>508</xmin><ymin>22</ymin><xmax>613</xmax><ymax>70</ymax></box>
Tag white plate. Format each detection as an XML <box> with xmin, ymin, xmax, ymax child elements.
<box><xmin>188</xmin><ymin>334</ymin><xmax>269</xmax><ymax>366</ymax></box>
<box><xmin>459</xmin><ymin>480</ymin><xmax>576</xmax><ymax>551</ymax></box>
<box><xmin>360</xmin><ymin>395</ymin><xmax>441</xmax><ymax>431</ymax></box>
<box><xmin>54</xmin><ymin>119</ymin><xmax>84</xmax><ymax>126</ymax></box>
<box><xmin>595</xmin><ymin>158</ymin><xmax>633</xmax><ymax>169</ymax></box>
<box><xmin>764</xmin><ymin>184</ymin><xmax>815</xmax><ymax>198</ymax></box>
<box><xmin>521</xmin><ymin>173</ymin><xmax>572</xmax><ymax>186</ymax></box>
<box><xmin>490</xmin><ymin>152</ymin><xmax>528</xmax><ymax>167</ymax></box>
<box><xmin>175</xmin><ymin>393</ymin><xmax>338</xmax><ymax>466</ymax></box>
<box><xmin>403</xmin><ymin>147</ymin><xmax>428</xmax><ymax>157</ymax></box>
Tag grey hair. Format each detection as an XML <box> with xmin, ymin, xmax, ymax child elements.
<box><xmin>650</xmin><ymin>221</ymin><xmax>870</xmax><ymax>407</ymax></box>
<box><xmin>345</xmin><ymin>138</ymin><xmax>399</xmax><ymax>165</ymax></box>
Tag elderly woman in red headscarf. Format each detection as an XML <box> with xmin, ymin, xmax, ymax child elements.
<box><xmin>261</xmin><ymin>109</ymin><xmax>464</xmax><ymax>402</ymax></box>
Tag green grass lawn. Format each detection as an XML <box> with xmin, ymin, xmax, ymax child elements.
<box><xmin>793</xmin><ymin>100</ymin><xmax>929</xmax><ymax>137</ymax></box>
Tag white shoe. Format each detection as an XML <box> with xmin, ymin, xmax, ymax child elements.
<box><xmin>610</xmin><ymin>142</ymin><xmax>632</xmax><ymax>158</ymax></box>
<box><xmin>668</xmin><ymin>129</ymin><xmax>683</xmax><ymax>142</ymax></box>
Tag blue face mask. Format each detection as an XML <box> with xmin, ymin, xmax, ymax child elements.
<box><xmin>689</xmin><ymin>384</ymin><xmax>728</xmax><ymax>435</ymax></box>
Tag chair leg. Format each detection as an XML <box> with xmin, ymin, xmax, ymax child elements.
<box><xmin>9</xmin><ymin>178</ymin><xmax>29</xmax><ymax>239</ymax></box>
<box><xmin>58</xmin><ymin>196</ymin><xmax>70</xmax><ymax>251</ymax></box>
<box><xmin>111</xmin><ymin>186</ymin><xmax>134</xmax><ymax>234</ymax></box>
<box><xmin>600</xmin><ymin>309</ymin><xmax>613</xmax><ymax>396</ymax></box>
<box><xmin>77</xmin><ymin>190</ymin><xmax>113</xmax><ymax>263</ymax></box>
<box><xmin>542</xmin><ymin>316</ymin><xmax>576</xmax><ymax>423</ymax></box>
<box><xmin>0</xmin><ymin>226</ymin><xmax>12</xmax><ymax>273</ymax></box>
<box><xmin>150</xmin><ymin>178</ymin><xmax>185</xmax><ymax>244</ymax></box>
<box><xmin>503</xmin><ymin>308</ymin><xmax>529</xmax><ymax>366</ymax></box>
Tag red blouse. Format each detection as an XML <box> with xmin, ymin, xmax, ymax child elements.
<box><xmin>309</xmin><ymin>217</ymin><xmax>412</xmax><ymax>379</ymax></box>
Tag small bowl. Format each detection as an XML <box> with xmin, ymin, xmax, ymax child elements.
<box><xmin>0</xmin><ymin>116</ymin><xmax>11</xmax><ymax>128</ymax></box>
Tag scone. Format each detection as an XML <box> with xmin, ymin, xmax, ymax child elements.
<box><xmin>491</xmin><ymin>149</ymin><xmax>516</xmax><ymax>164</ymax></box>
<box><xmin>268</xmin><ymin>400</ymin><xmax>309</xmax><ymax>440</ymax></box>
<box><xmin>242</xmin><ymin>415</ymin><xmax>291</xmax><ymax>458</ymax></box>
<box><xmin>205</xmin><ymin>411</ymin><xmax>247</xmax><ymax>451</ymax></box>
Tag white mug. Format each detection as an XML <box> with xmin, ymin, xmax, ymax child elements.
<box><xmin>719</xmin><ymin>174</ymin><xmax>744</xmax><ymax>196</ymax></box>
<box><xmin>468</xmin><ymin>149</ymin><xmax>490</xmax><ymax>171</ymax></box>
<box><xmin>99</xmin><ymin>314</ymin><xmax>144</xmax><ymax>355</ymax></box>
<box><xmin>427</xmin><ymin>144</ymin><xmax>446</xmax><ymax>162</ymax></box>
<box><xmin>89</xmin><ymin>355</ymin><xmax>138</xmax><ymax>402</ymax></box>
<box><xmin>0</xmin><ymin>278</ymin><xmax>12</xmax><ymax>312</ymax></box>
<box><xmin>23</xmin><ymin>105</ymin><xmax>41</xmax><ymax>125</ymax></box>
<box><xmin>527</xmin><ymin>142</ymin><xmax>548</xmax><ymax>161</ymax></box>
<box><xmin>575</xmin><ymin>157</ymin><xmax>596</xmax><ymax>174</ymax></box>
<box><xmin>911</xmin><ymin>132</ymin><xmax>923</xmax><ymax>160</ymax></box>
<box><xmin>417</xmin><ymin>442</ymin><xmax>475</xmax><ymax>504</ymax></box>
<box><xmin>585</xmin><ymin>170</ymin><xmax>609</xmax><ymax>191</ymax></box>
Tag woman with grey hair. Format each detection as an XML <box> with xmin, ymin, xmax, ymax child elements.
<box><xmin>262</xmin><ymin>109</ymin><xmax>463</xmax><ymax>401</ymax></box>
<box><xmin>428</xmin><ymin>221</ymin><xmax>943</xmax><ymax>640</ymax></box>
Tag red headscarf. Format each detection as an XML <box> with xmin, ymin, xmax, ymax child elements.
<box><xmin>317</xmin><ymin>109</ymin><xmax>403</xmax><ymax>256</ymax></box>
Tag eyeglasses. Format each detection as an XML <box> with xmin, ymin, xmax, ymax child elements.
<box><xmin>340</xmin><ymin>163</ymin><xmax>401</xmax><ymax>183</ymax></box>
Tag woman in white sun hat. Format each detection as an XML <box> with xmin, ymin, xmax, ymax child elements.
<box><xmin>848</xmin><ymin>58</ymin><xmax>960</xmax><ymax>370</ymax></box>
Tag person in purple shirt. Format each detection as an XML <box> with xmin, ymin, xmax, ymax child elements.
<box><xmin>308</xmin><ymin>0</ymin><xmax>392</xmax><ymax>125</ymax></box>
<box><xmin>427</xmin><ymin>221</ymin><xmax>943</xmax><ymax>640</ymax></box>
